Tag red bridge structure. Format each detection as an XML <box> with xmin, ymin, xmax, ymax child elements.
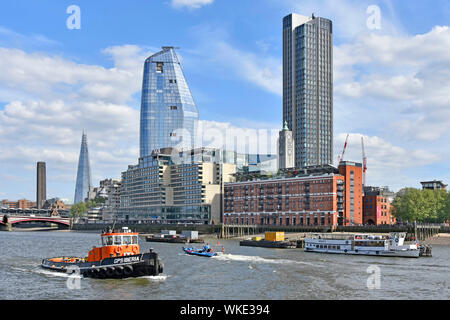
<box><xmin>1</xmin><ymin>208</ymin><xmax>71</xmax><ymax>230</ymax></box>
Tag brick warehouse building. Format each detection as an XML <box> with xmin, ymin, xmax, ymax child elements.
<box><xmin>224</xmin><ymin>161</ymin><xmax>363</xmax><ymax>227</ymax></box>
<box><xmin>363</xmin><ymin>186</ymin><xmax>395</xmax><ymax>225</ymax></box>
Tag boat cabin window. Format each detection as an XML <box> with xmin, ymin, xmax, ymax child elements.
<box><xmin>114</xmin><ymin>236</ymin><xmax>122</xmax><ymax>245</ymax></box>
<box><xmin>131</xmin><ymin>236</ymin><xmax>138</xmax><ymax>244</ymax></box>
<box><xmin>123</xmin><ymin>236</ymin><xmax>132</xmax><ymax>245</ymax></box>
<box><xmin>102</xmin><ymin>236</ymin><xmax>113</xmax><ymax>246</ymax></box>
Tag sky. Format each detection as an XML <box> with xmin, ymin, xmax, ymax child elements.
<box><xmin>0</xmin><ymin>0</ymin><xmax>449</xmax><ymax>203</ymax></box>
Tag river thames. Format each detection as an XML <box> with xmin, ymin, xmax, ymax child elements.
<box><xmin>1</xmin><ymin>230</ymin><xmax>449</xmax><ymax>300</ymax></box>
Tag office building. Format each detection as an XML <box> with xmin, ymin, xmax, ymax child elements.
<box><xmin>139</xmin><ymin>46</ymin><xmax>199</xmax><ymax>158</ymax></box>
<box><xmin>283</xmin><ymin>13</ymin><xmax>333</xmax><ymax>168</ymax></box>
<box><xmin>118</xmin><ymin>148</ymin><xmax>236</xmax><ymax>225</ymax></box>
<box><xmin>420</xmin><ymin>180</ymin><xmax>447</xmax><ymax>190</ymax></box>
<box><xmin>74</xmin><ymin>132</ymin><xmax>92</xmax><ymax>204</ymax></box>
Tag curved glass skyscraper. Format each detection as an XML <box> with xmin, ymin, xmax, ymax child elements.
<box><xmin>140</xmin><ymin>46</ymin><xmax>199</xmax><ymax>158</ymax></box>
<box><xmin>74</xmin><ymin>132</ymin><xmax>92</xmax><ymax>204</ymax></box>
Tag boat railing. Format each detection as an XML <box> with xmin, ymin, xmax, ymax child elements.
<box><xmin>307</xmin><ymin>233</ymin><xmax>354</xmax><ymax>240</ymax></box>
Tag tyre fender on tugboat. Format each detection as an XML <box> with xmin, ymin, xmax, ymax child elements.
<box><xmin>114</xmin><ymin>266</ymin><xmax>124</xmax><ymax>277</ymax></box>
<box><xmin>124</xmin><ymin>265</ymin><xmax>133</xmax><ymax>276</ymax></box>
<box><xmin>106</xmin><ymin>267</ymin><xmax>115</xmax><ymax>277</ymax></box>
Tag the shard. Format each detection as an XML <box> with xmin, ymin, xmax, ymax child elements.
<box><xmin>139</xmin><ymin>46</ymin><xmax>199</xmax><ymax>158</ymax></box>
<box><xmin>74</xmin><ymin>131</ymin><xmax>92</xmax><ymax>204</ymax></box>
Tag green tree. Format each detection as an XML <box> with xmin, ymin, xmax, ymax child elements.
<box><xmin>86</xmin><ymin>196</ymin><xmax>107</xmax><ymax>209</ymax></box>
<box><xmin>70</xmin><ymin>202</ymin><xmax>87</xmax><ymax>217</ymax></box>
<box><xmin>392</xmin><ymin>188</ymin><xmax>449</xmax><ymax>223</ymax></box>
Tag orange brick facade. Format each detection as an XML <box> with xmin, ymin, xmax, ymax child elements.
<box><xmin>224</xmin><ymin>162</ymin><xmax>363</xmax><ymax>227</ymax></box>
<box><xmin>363</xmin><ymin>195</ymin><xmax>392</xmax><ymax>225</ymax></box>
<box><xmin>339</xmin><ymin>162</ymin><xmax>363</xmax><ymax>225</ymax></box>
<box><xmin>1</xmin><ymin>199</ymin><xmax>36</xmax><ymax>209</ymax></box>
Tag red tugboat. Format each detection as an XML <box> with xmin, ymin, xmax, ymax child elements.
<box><xmin>41</xmin><ymin>227</ymin><xmax>164</xmax><ymax>279</ymax></box>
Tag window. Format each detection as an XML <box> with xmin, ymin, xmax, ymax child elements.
<box><xmin>156</xmin><ymin>62</ymin><xmax>163</xmax><ymax>73</ymax></box>
<box><xmin>123</xmin><ymin>236</ymin><xmax>132</xmax><ymax>245</ymax></box>
<box><xmin>113</xmin><ymin>236</ymin><xmax>122</xmax><ymax>245</ymax></box>
<box><xmin>103</xmin><ymin>236</ymin><xmax>113</xmax><ymax>246</ymax></box>
<box><xmin>170</xmin><ymin>106</ymin><xmax>178</xmax><ymax>110</ymax></box>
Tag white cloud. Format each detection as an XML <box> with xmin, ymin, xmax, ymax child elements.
<box><xmin>334</xmin><ymin>25</ymin><xmax>450</xmax><ymax>142</ymax></box>
<box><xmin>0</xmin><ymin>45</ymin><xmax>150</xmax><ymax>200</ymax></box>
<box><xmin>334</xmin><ymin>133</ymin><xmax>441</xmax><ymax>191</ymax></box>
<box><xmin>171</xmin><ymin>0</ymin><xmax>214</xmax><ymax>9</ymax></box>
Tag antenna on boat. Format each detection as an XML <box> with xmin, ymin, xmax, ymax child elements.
<box><xmin>111</xmin><ymin>219</ymin><xmax>117</xmax><ymax>233</ymax></box>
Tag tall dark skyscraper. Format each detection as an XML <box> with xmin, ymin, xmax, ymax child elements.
<box><xmin>283</xmin><ymin>13</ymin><xmax>333</xmax><ymax>168</ymax></box>
<box><xmin>36</xmin><ymin>162</ymin><xmax>46</xmax><ymax>209</ymax></box>
<box><xmin>139</xmin><ymin>46</ymin><xmax>199</xmax><ymax>158</ymax></box>
<box><xmin>74</xmin><ymin>131</ymin><xmax>92</xmax><ymax>204</ymax></box>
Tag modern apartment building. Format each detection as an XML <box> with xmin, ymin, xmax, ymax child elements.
<box><xmin>139</xmin><ymin>46</ymin><xmax>199</xmax><ymax>158</ymax></box>
<box><xmin>283</xmin><ymin>13</ymin><xmax>333</xmax><ymax>168</ymax></box>
<box><xmin>224</xmin><ymin>162</ymin><xmax>363</xmax><ymax>227</ymax></box>
<box><xmin>420</xmin><ymin>180</ymin><xmax>447</xmax><ymax>190</ymax></box>
<box><xmin>118</xmin><ymin>148</ymin><xmax>236</xmax><ymax>225</ymax></box>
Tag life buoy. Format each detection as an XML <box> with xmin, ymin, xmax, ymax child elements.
<box><xmin>115</xmin><ymin>247</ymin><xmax>123</xmax><ymax>255</ymax></box>
<box><xmin>132</xmin><ymin>246</ymin><xmax>138</xmax><ymax>254</ymax></box>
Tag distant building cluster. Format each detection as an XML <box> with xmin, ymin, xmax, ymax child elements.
<box><xmin>12</xmin><ymin>13</ymin><xmax>444</xmax><ymax>228</ymax></box>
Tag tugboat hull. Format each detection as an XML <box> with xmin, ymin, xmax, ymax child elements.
<box><xmin>41</xmin><ymin>252</ymin><xmax>164</xmax><ymax>279</ymax></box>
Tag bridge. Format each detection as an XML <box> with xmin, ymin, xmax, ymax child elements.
<box><xmin>1</xmin><ymin>210</ymin><xmax>71</xmax><ymax>231</ymax></box>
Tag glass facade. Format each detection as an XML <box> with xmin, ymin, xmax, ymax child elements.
<box><xmin>140</xmin><ymin>47</ymin><xmax>199</xmax><ymax>158</ymax></box>
<box><xmin>283</xmin><ymin>14</ymin><xmax>333</xmax><ymax>168</ymax></box>
<box><xmin>74</xmin><ymin>132</ymin><xmax>92</xmax><ymax>204</ymax></box>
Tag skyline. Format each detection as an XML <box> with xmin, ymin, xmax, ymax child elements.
<box><xmin>0</xmin><ymin>0</ymin><xmax>450</xmax><ymax>202</ymax></box>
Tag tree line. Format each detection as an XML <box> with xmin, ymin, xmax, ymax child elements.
<box><xmin>70</xmin><ymin>197</ymin><xmax>106</xmax><ymax>218</ymax></box>
<box><xmin>392</xmin><ymin>188</ymin><xmax>450</xmax><ymax>223</ymax></box>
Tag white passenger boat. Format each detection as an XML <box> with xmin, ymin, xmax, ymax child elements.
<box><xmin>304</xmin><ymin>232</ymin><xmax>420</xmax><ymax>258</ymax></box>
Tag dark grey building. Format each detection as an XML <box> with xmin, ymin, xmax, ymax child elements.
<box><xmin>36</xmin><ymin>162</ymin><xmax>46</xmax><ymax>209</ymax></box>
<box><xmin>283</xmin><ymin>13</ymin><xmax>333</xmax><ymax>168</ymax></box>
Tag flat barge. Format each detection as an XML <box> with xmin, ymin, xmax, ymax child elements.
<box><xmin>240</xmin><ymin>232</ymin><xmax>297</xmax><ymax>249</ymax></box>
<box><xmin>240</xmin><ymin>239</ymin><xmax>297</xmax><ymax>249</ymax></box>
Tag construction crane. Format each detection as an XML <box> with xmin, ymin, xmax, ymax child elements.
<box><xmin>361</xmin><ymin>136</ymin><xmax>367</xmax><ymax>187</ymax></box>
<box><xmin>337</xmin><ymin>134</ymin><xmax>349</xmax><ymax>164</ymax></box>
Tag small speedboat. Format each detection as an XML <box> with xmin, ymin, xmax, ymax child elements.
<box><xmin>182</xmin><ymin>245</ymin><xmax>217</xmax><ymax>257</ymax></box>
<box><xmin>41</xmin><ymin>227</ymin><xmax>164</xmax><ymax>279</ymax></box>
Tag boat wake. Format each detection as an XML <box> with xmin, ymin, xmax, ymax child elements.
<box><xmin>137</xmin><ymin>274</ymin><xmax>168</xmax><ymax>281</ymax></box>
<box><xmin>34</xmin><ymin>268</ymin><xmax>82</xmax><ymax>279</ymax></box>
<box><xmin>34</xmin><ymin>267</ymin><xmax>168</xmax><ymax>281</ymax></box>
<box><xmin>212</xmin><ymin>254</ymin><xmax>316</xmax><ymax>266</ymax></box>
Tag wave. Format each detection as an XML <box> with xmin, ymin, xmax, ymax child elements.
<box><xmin>212</xmin><ymin>254</ymin><xmax>316</xmax><ymax>266</ymax></box>
<box><xmin>34</xmin><ymin>268</ymin><xmax>82</xmax><ymax>279</ymax></box>
<box><xmin>137</xmin><ymin>275</ymin><xmax>168</xmax><ymax>281</ymax></box>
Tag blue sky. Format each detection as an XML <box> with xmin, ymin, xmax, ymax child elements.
<box><xmin>0</xmin><ymin>0</ymin><xmax>449</xmax><ymax>203</ymax></box>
